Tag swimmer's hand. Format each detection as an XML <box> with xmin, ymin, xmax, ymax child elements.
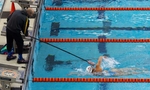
<box><xmin>103</xmin><ymin>54</ymin><xmax>110</xmax><ymax>57</ymax></box>
<box><xmin>103</xmin><ymin>54</ymin><xmax>110</xmax><ymax>59</ymax></box>
<box><xmin>87</xmin><ymin>61</ymin><xmax>95</xmax><ymax>66</ymax></box>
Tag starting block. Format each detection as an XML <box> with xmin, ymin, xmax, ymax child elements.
<box><xmin>0</xmin><ymin>64</ymin><xmax>25</xmax><ymax>90</ymax></box>
<box><xmin>11</xmin><ymin>0</ymin><xmax>39</xmax><ymax>9</ymax></box>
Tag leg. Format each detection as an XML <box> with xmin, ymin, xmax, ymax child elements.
<box><xmin>111</xmin><ymin>68</ymin><xmax>145</xmax><ymax>76</ymax></box>
<box><xmin>13</xmin><ymin>33</ymin><xmax>28</xmax><ymax>64</ymax></box>
<box><xmin>6</xmin><ymin>30</ymin><xmax>17</xmax><ymax>61</ymax></box>
<box><xmin>13</xmin><ymin>33</ymin><xmax>23</xmax><ymax>55</ymax></box>
<box><xmin>6</xmin><ymin>30</ymin><xmax>13</xmax><ymax>53</ymax></box>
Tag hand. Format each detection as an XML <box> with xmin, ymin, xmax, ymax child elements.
<box><xmin>28</xmin><ymin>31</ymin><xmax>32</xmax><ymax>36</ymax></box>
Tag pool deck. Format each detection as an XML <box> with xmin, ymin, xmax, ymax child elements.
<box><xmin>0</xmin><ymin>0</ymin><xmax>36</xmax><ymax>89</ymax></box>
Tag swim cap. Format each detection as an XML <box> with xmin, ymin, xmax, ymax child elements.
<box><xmin>86</xmin><ymin>66</ymin><xmax>92</xmax><ymax>73</ymax></box>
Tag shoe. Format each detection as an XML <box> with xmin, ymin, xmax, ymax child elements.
<box><xmin>17</xmin><ymin>58</ymin><xmax>28</xmax><ymax>64</ymax></box>
<box><xmin>6</xmin><ymin>56</ymin><xmax>17</xmax><ymax>61</ymax></box>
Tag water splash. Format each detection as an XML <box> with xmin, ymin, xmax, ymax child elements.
<box><xmin>68</xmin><ymin>67</ymin><xmax>93</xmax><ymax>76</ymax></box>
<box><xmin>101</xmin><ymin>57</ymin><xmax>120</xmax><ymax>70</ymax></box>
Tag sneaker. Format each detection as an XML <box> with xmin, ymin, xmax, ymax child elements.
<box><xmin>17</xmin><ymin>58</ymin><xmax>28</xmax><ymax>64</ymax></box>
<box><xmin>6</xmin><ymin>56</ymin><xmax>17</xmax><ymax>61</ymax></box>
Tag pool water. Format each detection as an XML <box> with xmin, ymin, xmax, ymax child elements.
<box><xmin>28</xmin><ymin>0</ymin><xmax>150</xmax><ymax>90</ymax></box>
<box><xmin>0</xmin><ymin>0</ymin><xmax>4</xmax><ymax>11</ymax></box>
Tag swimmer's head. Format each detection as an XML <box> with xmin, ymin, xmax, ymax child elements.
<box><xmin>86</xmin><ymin>66</ymin><xmax>93</xmax><ymax>73</ymax></box>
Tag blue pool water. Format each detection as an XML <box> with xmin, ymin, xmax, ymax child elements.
<box><xmin>0</xmin><ymin>0</ymin><xmax>4</xmax><ymax>11</ymax></box>
<box><xmin>28</xmin><ymin>0</ymin><xmax>150</xmax><ymax>90</ymax></box>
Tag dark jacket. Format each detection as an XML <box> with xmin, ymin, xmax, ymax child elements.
<box><xmin>6</xmin><ymin>10</ymin><xmax>29</xmax><ymax>36</ymax></box>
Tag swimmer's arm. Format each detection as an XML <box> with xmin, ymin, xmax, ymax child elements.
<box><xmin>96</xmin><ymin>56</ymin><xmax>103</xmax><ymax>67</ymax></box>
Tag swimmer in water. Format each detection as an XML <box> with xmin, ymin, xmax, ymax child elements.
<box><xmin>69</xmin><ymin>55</ymin><xmax>149</xmax><ymax>76</ymax></box>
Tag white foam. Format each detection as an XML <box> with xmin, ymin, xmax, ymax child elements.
<box><xmin>72</xmin><ymin>68</ymin><xmax>93</xmax><ymax>76</ymax></box>
<box><xmin>102</xmin><ymin>71</ymin><xmax>110</xmax><ymax>76</ymax></box>
<box><xmin>101</xmin><ymin>57</ymin><xmax>120</xmax><ymax>69</ymax></box>
<box><xmin>75</xmin><ymin>68</ymin><xmax>84</xmax><ymax>72</ymax></box>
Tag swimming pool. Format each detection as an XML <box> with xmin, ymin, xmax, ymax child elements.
<box><xmin>27</xmin><ymin>0</ymin><xmax>150</xmax><ymax>90</ymax></box>
<box><xmin>0</xmin><ymin>0</ymin><xmax>4</xmax><ymax>11</ymax></box>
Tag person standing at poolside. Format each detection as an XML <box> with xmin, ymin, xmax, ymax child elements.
<box><xmin>6</xmin><ymin>8</ymin><xmax>34</xmax><ymax>64</ymax></box>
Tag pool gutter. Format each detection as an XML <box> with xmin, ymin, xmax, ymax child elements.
<box><xmin>22</xmin><ymin>0</ymin><xmax>43</xmax><ymax>90</ymax></box>
<box><xmin>0</xmin><ymin>0</ymin><xmax>6</xmax><ymax>18</ymax></box>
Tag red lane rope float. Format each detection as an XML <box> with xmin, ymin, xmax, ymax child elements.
<box><xmin>33</xmin><ymin>78</ymin><xmax>150</xmax><ymax>83</ymax></box>
<box><xmin>40</xmin><ymin>38</ymin><xmax>150</xmax><ymax>43</ymax></box>
<box><xmin>45</xmin><ymin>7</ymin><xmax>150</xmax><ymax>11</ymax></box>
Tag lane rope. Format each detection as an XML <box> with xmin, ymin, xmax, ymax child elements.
<box><xmin>45</xmin><ymin>7</ymin><xmax>150</xmax><ymax>11</ymax></box>
<box><xmin>33</xmin><ymin>78</ymin><xmax>150</xmax><ymax>83</ymax></box>
<box><xmin>39</xmin><ymin>38</ymin><xmax>150</xmax><ymax>43</ymax></box>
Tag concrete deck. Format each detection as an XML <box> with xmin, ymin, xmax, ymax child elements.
<box><xmin>0</xmin><ymin>0</ymin><xmax>36</xmax><ymax>89</ymax></box>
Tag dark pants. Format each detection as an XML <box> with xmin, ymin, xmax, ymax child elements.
<box><xmin>6</xmin><ymin>29</ymin><xmax>23</xmax><ymax>55</ymax></box>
